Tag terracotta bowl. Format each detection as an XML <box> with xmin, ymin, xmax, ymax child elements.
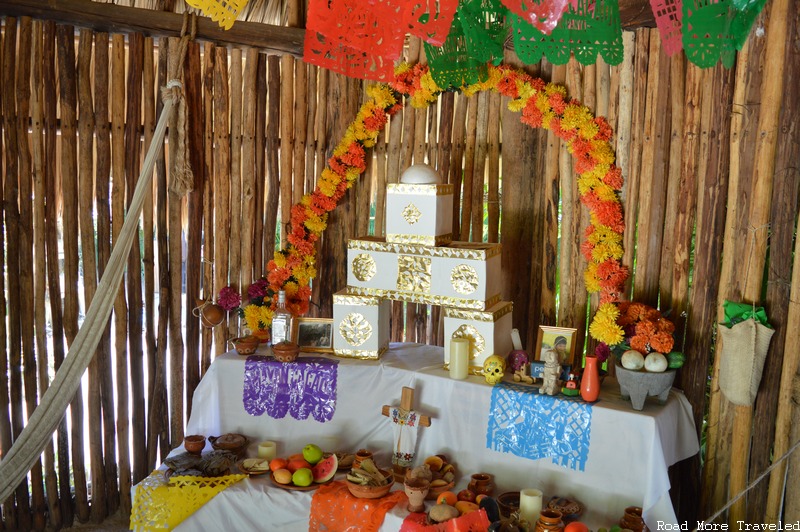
<box><xmin>346</xmin><ymin>469</ymin><xmax>395</xmax><ymax>499</ymax></box>
<box><xmin>425</xmin><ymin>479</ymin><xmax>456</xmax><ymax>500</ymax></box>
<box><xmin>232</xmin><ymin>335</ymin><xmax>260</xmax><ymax>355</ymax></box>
<box><xmin>272</xmin><ymin>341</ymin><xmax>300</xmax><ymax>363</ymax></box>
<box><xmin>497</xmin><ymin>491</ymin><xmax>520</xmax><ymax>518</ymax></box>
<box><xmin>183</xmin><ymin>434</ymin><xmax>206</xmax><ymax>455</ymax></box>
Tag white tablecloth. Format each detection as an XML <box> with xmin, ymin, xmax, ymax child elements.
<box><xmin>167</xmin><ymin>342</ymin><xmax>698</xmax><ymax>530</ymax></box>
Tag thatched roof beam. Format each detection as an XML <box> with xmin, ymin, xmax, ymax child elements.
<box><xmin>0</xmin><ymin>0</ymin><xmax>305</xmax><ymax>57</ymax></box>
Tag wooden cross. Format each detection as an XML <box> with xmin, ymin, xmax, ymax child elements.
<box><xmin>382</xmin><ymin>386</ymin><xmax>432</xmax><ymax>481</ymax></box>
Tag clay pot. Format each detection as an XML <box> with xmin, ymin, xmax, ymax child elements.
<box><xmin>272</xmin><ymin>341</ymin><xmax>300</xmax><ymax>363</ymax></box>
<box><xmin>196</xmin><ymin>299</ymin><xmax>225</xmax><ymax>328</ymax></box>
<box><xmin>183</xmin><ymin>434</ymin><xmax>206</xmax><ymax>455</ymax></box>
<box><xmin>620</xmin><ymin>506</ymin><xmax>648</xmax><ymax>532</ymax></box>
<box><xmin>580</xmin><ymin>355</ymin><xmax>601</xmax><ymax>402</ymax></box>
<box><xmin>404</xmin><ymin>477</ymin><xmax>430</xmax><ymax>513</ymax></box>
<box><xmin>232</xmin><ymin>336</ymin><xmax>259</xmax><ymax>355</ymax></box>
<box><xmin>497</xmin><ymin>491</ymin><xmax>520</xmax><ymax>518</ymax></box>
<box><xmin>468</xmin><ymin>473</ymin><xmax>495</xmax><ymax>496</ymax></box>
<box><xmin>534</xmin><ymin>509</ymin><xmax>564</xmax><ymax>532</ymax></box>
<box><xmin>252</xmin><ymin>328</ymin><xmax>270</xmax><ymax>343</ymax></box>
<box><xmin>353</xmin><ymin>449</ymin><xmax>373</xmax><ymax>469</ymax></box>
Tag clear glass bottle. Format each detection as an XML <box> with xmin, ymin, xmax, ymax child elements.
<box><xmin>271</xmin><ymin>290</ymin><xmax>293</xmax><ymax>345</ymax></box>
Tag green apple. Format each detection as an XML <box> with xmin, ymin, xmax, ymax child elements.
<box><xmin>292</xmin><ymin>467</ymin><xmax>314</xmax><ymax>487</ymax></box>
<box><xmin>302</xmin><ymin>443</ymin><xmax>324</xmax><ymax>465</ymax></box>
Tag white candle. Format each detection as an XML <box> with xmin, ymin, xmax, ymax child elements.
<box><xmin>257</xmin><ymin>441</ymin><xmax>277</xmax><ymax>461</ymax></box>
<box><xmin>519</xmin><ymin>488</ymin><xmax>543</xmax><ymax>524</ymax></box>
<box><xmin>450</xmin><ymin>338</ymin><xmax>470</xmax><ymax>380</ymax></box>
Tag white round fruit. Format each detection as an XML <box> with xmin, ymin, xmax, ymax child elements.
<box><xmin>620</xmin><ymin>349</ymin><xmax>645</xmax><ymax>370</ymax></box>
<box><xmin>400</xmin><ymin>164</ymin><xmax>441</xmax><ymax>184</ymax></box>
<box><xmin>644</xmin><ymin>352</ymin><xmax>669</xmax><ymax>372</ymax></box>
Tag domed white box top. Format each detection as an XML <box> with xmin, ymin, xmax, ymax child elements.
<box><xmin>386</xmin><ymin>165</ymin><xmax>453</xmax><ymax>246</ymax></box>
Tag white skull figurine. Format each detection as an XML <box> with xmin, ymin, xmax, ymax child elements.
<box><xmin>483</xmin><ymin>355</ymin><xmax>507</xmax><ymax>385</ymax></box>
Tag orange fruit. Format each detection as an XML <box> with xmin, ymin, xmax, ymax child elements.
<box><xmin>565</xmin><ymin>523</ymin><xmax>589</xmax><ymax>532</ymax></box>
<box><xmin>287</xmin><ymin>453</ymin><xmax>305</xmax><ymax>462</ymax></box>
<box><xmin>269</xmin><ymin>458</ymin><xmax>288</xmax><ymax>472</ymax></box>
<box><xmin>455</xmin><ymin>501</ymin><xmax>480</xmax><ymax>515</ymax></box>
<box><xmin>287</xmin><ymin>458</ymin><xmax>312</xmax><ymax>473</ymax></box>
<box><xmin>436</xmin><ymin>491</ymin><xmax>457</xmax><ymax>506</ymax></box>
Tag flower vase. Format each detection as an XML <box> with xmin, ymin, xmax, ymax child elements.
<box><xmin>580</xmin><ymin>355</ymin><xmax>601</xmax><ymax>402</ymax></box>
<box><xmin>252</xmin><ymin>328</ymin><xmax>270</xmax><ymax>344</ymax></box>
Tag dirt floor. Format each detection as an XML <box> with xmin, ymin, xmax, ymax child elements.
<box><xmin>63</xmin><ymin>510</ymin><xmax>130</xmax><ymax>531</ymax></box>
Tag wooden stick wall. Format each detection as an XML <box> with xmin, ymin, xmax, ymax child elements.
<box><xmin>1</xmin><ymin>10</ymin><xmax>799</xmax><ymax>529</ymax></box>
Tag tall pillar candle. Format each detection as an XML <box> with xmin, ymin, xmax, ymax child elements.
<box><xmin>450</xmin><ymin>338</ymin><xmax>470</xmax><ymax>379</ymax></box>
<box><xmin>519</xmin><ymin>488</ymin><xmax>543</xmax><ymax>524</ymax></box>
<box><xmin>257</xmin><ymin>441</ymin><xmax>277</xmax><ymax>461</ymax></box>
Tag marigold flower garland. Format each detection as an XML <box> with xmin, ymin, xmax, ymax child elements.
<box><xmin>391</xmin><ymin>62</ymin><xmax>629</xmax><ymax>342</ymax></box>
<box><xmin>231</xmin><ymin>62</ymin><xmax>628</xmax><ymax>341</ymax></box>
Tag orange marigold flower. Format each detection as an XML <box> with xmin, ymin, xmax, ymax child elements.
<box><xmin>628</xmin><ymin>303</ymin><xmax>647</xmax><ymax>321</ymax></box>
<box><xmin>363</xmin><ymin>108</ymin><xmax>387</xmax><ymax>131</ymax></box>
<box><xmin>521</xmin><ymin>99</ymin><xmax>543</xmax><ymax>128</ymax></box>
<box><xmin>594</xmin><ymin>117</ymin><xmax>613</xmax><ymax>141</ymax></box>
<box><xmin>593</xmin><ymin>200</ymin><xmax>624</xmax><ymax>232</ymax></box>
<box><xmin>600</xmin><ymin>287</ymin><xmax>624</xmax><ymax>304</ymax></box>
<box><xmin>635</xmin><ymin>320</ymin><xmax>656</xmax><ymax>337</ymax></box>
<box><xmin>603</xmin><ymin>166</ymin><xmax>624</xmax><ymax>190</ymax></box>
<box><xmin>549</xmin><ymin>92</ymin><xmax>567</xmax><ymax>114</ymax></box>
<box><xmin>630</xmin><ymin>336</ymin><xmax>650</xmax><ymax>353</ymax></box>
<box><xmin>581</xmin><ymin>240</ymin><xmax>595</xmax><ymax>261</ymax></box>
<box><xmin>575</xmin><ymin>154</ymin><xmax>596</xmax><ymax>174</ymax></box>
<box><xmin>656</xmin><ymin>318</ymin><xmax>676</xmax><ymax>334</ymax></box>
<box><xmin>650</xmin><ymin>332</ymin><xmax>674</xmax><ymax>354</ymax></box>
<box><xmin>644</xmin><ymin>307</ymin><xmax>662</xmax><ymax>321</ymax></box>
<box><xmin>328</xmin><ymin>157</ymin><xmax>348</xmax><ymax>176</ymax></box>
<box><xmin>497</xmin><ymin>74</ymin><xmax>519</xmax><ymax>98</ymax></box>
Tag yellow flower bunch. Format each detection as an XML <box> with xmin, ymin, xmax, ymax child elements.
<box><xmin>588</xmin><ymin>302</ymin><xmax>625</xmax><ymax>345</ymax></box>
<box><xmin>244</xmin><ymin>304</ymin><xmax>274</xmax><ymax>332</ymax></box>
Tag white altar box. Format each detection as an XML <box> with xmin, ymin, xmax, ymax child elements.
<box><xmin>443</xmin><ymin>301</ymin><xmax>513</xmax><ymax>374</ymax></box>
<box><xmin>385</xmin><ymin>183</ymin><xmax>454</xmax><ymax>246</ymax></box>
<box><xmin>332</xmin><ymin>290</ymin><xmax>391</xmax><ymax>359</ymax></box>
<box><xmin>346</xmin><ymin>237</ymin><xmax>502</xmax><ymax>310</ymax></box>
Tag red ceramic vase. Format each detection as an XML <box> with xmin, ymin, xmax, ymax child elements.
<box><xmin>580</xmin><ymin>355</ymin><xmax>601</xmax><ymax>402</ymax></box>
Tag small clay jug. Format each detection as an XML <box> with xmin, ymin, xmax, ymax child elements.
<box><xmin>353</xmin><ymin>449</ymin><xmax>373</xmax><ymax>469</ymax></box>
<box><xmin>620</xmin><ymin>506</ymin><xmax>648</xmax><ymax>532</ymax></box>
<box><xmin>468</xmin><ymin>473</ymin><xmax>495</xmax><ymax>496</ymax></box>
<box><xmin>195</xmin><ymin>299</ymin><xmax>225</xmax><ymax>328</ymax></box>
<box><xmin>404</xmin><ymin>477</ymin><xmax>430</xmax><ymax>513</ymax></box>
<box><xmin>534</xmin><ymin>509</ymin><xmax>564</xmax><ymax>532</ymax></box>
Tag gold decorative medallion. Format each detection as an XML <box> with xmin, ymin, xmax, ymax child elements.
<box><xmin>452</xmin><ymin>325</ymin><xmax>486</xmax><ymax>359</ymax></box>
<box><xmin>351</xmin><ymin>253</ymin><xmax>377</xmax><ymax>282</ymax></box>
<box><xmin>402</xmin><ymin>203</ymin><xmax>422</xmax><ymax>225</ymax></box>
<box><xmin>450</xmin><ymin>264</ymin><xmax>480</xmax><ymax>294</ymax></box>
<box><xmin>339</xmin><ymin>313</ymin><xmax>373</xmax><ymax>347</ymax></box>
<box><xmin>396</xmin><ymin>255</ymin><xmax>432</xmax><ymax>293</ymax></box>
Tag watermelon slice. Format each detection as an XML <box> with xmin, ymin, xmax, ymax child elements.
<box><xmin>311</xmin><ymin>453</ymin><xmax>338</xmax><ymax>483</ymax></box>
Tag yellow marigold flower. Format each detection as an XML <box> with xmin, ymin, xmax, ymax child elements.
<box><xmin>592</xmin><ymin>239</ymin><xmax>625</xmax><ymax>262</ymax></box>
<box><xmin>395</xmin><ymin>63</ymin><xmax>412</xmax><ymax>75</ymax></box>
<box><xmin>544</xmin><ymin>84</ymin><xmax>567</xmax><ymax>97</ymax></box>
<box><xmin>305</xmin><ymin>214</ymin><xmax>327</xmax><ymax>234</ymax></box>
<box><xmin>561</xmin><ymin>104</ymin><xmax>593</xmax><ymax>131</ymax></box>
<box><xmin>578</xmin><ymin>174</ymin><xmax>603</xmax><ymax>195</ymax></box>
<box><xmin>589</xmin><ymin>302</ymin><xmax>625</xmax><ymax>345</ymax></box>
<box><xmin>272</xmin><ymin>253</ymin><xmax>286</xmax><ymax>268</ymax></box>
<box><xmin>507</xmin><ymin>97</ymin><xmax>528</xmax><ymax>113</ymax></box>
<box><xmin>584</xmin><ymin>263</ymin><xmax>601</xmax><ymax>293</ymax></box>
<box><xmin>345</xmin><ymin>167</ymin><xmax>361</xmax><ymax>182</ymax></box>
<box><xmin>595</xmin><ymin>183</ymin><xmax>620</xmax><ymax>203</ymax></box>
<box><xmin>367</xmin><ymin>85</ymin><xmax>396</xmax><ymax>108</ymax></box>
<box><xmin>590</xmin><ymin>141</ymin><xmax>615</xmax><ymax>165</ymax></box>
<box><xmin>535</xmin><ymin>93</ymin><xmax>550</xmax><ymax>113</ymax></box>
<box><xmin>244</xmin><ymin>304</ymin><xmax>270</xmax><ymax>331</ymax></box>
<box><xmin>420</xmin><ymin>72</ymin><xmax>442</xmax><ymax>95</ymax></box>
<box><xmin>582</xmin><ymin>162</ymin><xmax>610</xmax><ymax>184</ymax></box>
<box><xmin>588</xmin><ymin>225</ymin><xmax>623</xmax><ymax>246</ymax></box>
<box><xmin>578</xmin><ymin>120</ymin><xmax>600</xmax><ymax>140</ymax></box>
<box><xmin>517</xmin><ymin>82</ymin><xmax>537</xmax><ymax>102</ymax></box>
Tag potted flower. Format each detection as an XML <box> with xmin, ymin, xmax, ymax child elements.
<box><xmin>589</xmin><ymin>301</ymin><xmax>684</xmax><ymax>410</ymax></box>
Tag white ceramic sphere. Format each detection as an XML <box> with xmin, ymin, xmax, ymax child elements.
<box><xmin>620</xmin><ymin>349</ymin><xmax>645</xmax><ymax>370</ymax></box>
<box><xmin>400</xmin><ymin>164</ymin><xmax>442</xmax><ymax>184</ymax></box>
<box><xmin>644</xmin><ymin>352</ymin><xmax>669</xmax><ymax>373</ymax></box>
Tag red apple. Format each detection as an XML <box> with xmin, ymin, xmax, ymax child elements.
<box><xmin>457</xmin><ymin>489</ymin><xmax>476</xmax><ymax>502</ymax></box>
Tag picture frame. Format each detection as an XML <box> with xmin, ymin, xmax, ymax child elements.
<box><xmin>535</xmin><ymin>326</ymin><xmax>578</xmax><ymax>366</ymax></box>
<box><xmin>292</xmin><ymin>318</ymin><xmax>334</xmax><ymax>353</ymax></box>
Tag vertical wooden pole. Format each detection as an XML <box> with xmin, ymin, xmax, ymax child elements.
<box><xmin>460</xmin><ymin>96</ymin><xmax>478</xmax><ymax>241</ymax></box>
<box><xmin>142</xmin><ymin>36</ymin><xmax>158</xmax><ymax>471</ymax></box>
<box><xmin>228</xmin><ymin>47</ymin><xmax>243</xmax><ymax>341</ymax></box>
<box><xmin>486</xmin><ymin>92</ymin><xmax>500</xmax><ymax>244</ymax></box>
<box><xmin>31</xmin><ymin>19</ymin><xmax>63</xmax><ymax>528</ymax></box>
<box><xmin>304</xmin><ymin>64</ymin><xmax>318</xmax><ymax>197</ymax></box>
<box><xmin>213</xmin><ymin>46</ymin><xmax>231</xmax><ymax>354</ymax></box>
<box><xmin>201</xmin><ymin>42</ymin><xmax>215</xmax><ymax>375</ymax></box>
<box><xmin>77</xmin><ymin>27</ymin><xmax>106</xmax><ymax>523</ymax></box>
<box><xmin>93</xmin><ymin>30</ymin><xmax>120</xmax><ymax>514</ymax></box>
<box><xmin>265</xmin><ymin>55</ymin><xmax>281</xmax><ymax>263</ymax></box>
<box><xmin>280</xmin><ymin>54</ymin><xmax>294</xmax><ymax>246</ymax></box>
<box><xmin>253</xmin><ymin>54</ymin><xmax>267</xmax><ymax>277</ymax></box>
<box><xmin>240</xmin><ymin>48</ymin><xmax>258</xmax><ymax>294</ymax></box>
<box><xmin>184</xmin><ymin>40</ymin><xmax>204</xmax><ymax>422</ymax></box>
<box><xmin>293</xmin><ymin>60</ymin><xmax>308</xmax><ymax>204</ymax></box>
<box><xmin>111</xmin><ymin>32</ymin><xmax>132</xmax><ymax>516</ymax></box>
<box><xmin>0</xmin><ymin>17</ymin><xmax>18</xmax><ymax>527</ymax></box>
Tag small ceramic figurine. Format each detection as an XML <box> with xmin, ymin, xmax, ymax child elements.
<box><xmin>540</xmin><ymin>350</ymin><xmax>561</xmax><ymax>395</ymax></box>
<box><xmin>513</xmin><ymin>363</ymin><xmax>534</xmax><ymax>384</ymax></box>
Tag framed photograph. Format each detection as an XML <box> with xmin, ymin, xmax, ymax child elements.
<box><xmin>293</xmin><ymin>318</ymin><xmax>334</xmax><ymax>353</ymax></box>
<box><xmin>535</xmin><ymin>326</ymin><xmax>578</xmax><ymax>366</ymax></box>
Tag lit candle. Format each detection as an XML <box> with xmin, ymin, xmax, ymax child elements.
<box><xmin>257</xmin><ymin>441</ymin><xmax>277</xmax><ymax>461</ymax></box>
<box><xmin>450</xmin><ymin>338</ymin><xmax>470</xmax><ymax>380</ymax></box>
<box><xmin>519</xmin><ymin>488</ymin><xmax>543</xmax><ymax>524</ymax></box>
